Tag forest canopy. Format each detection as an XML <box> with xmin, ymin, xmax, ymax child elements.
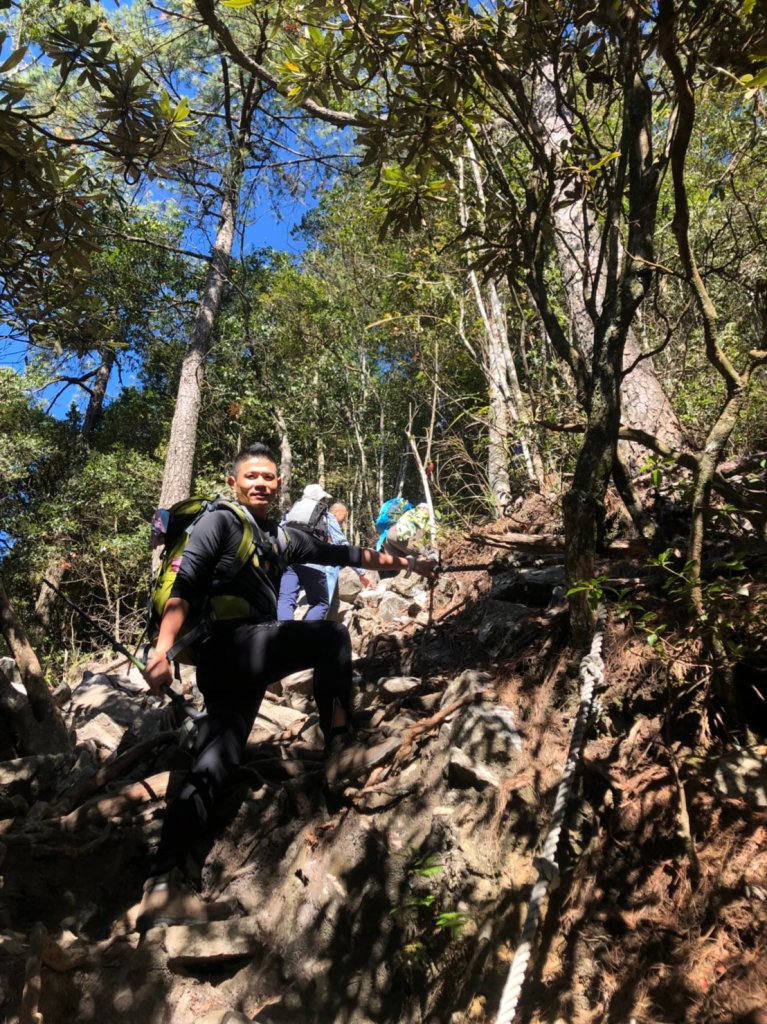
<box><xmin>1</xmin><ymin>0</ymin><xmax>766</xmax><ymax>690</ymax></box>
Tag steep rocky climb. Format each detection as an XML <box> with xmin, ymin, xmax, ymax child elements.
<box><xmin>1</xmin><ymin>508</ymin><xmax>766</xmax><ymax>1024</ymax></box>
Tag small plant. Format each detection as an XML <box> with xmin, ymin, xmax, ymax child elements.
<box><xmin>640</xmin><ymin>454</ymin><xmax>676</xmax><ymax>490</ymax></box>
<box><xmin>566</xmin><ymin>575</ymin><xmax>609</xmax><ymax>611</ymax></box>
<box><xmin>389</xmin><ymin>847</ymin><xmax>470</xmax><ymax>980</ymax></box>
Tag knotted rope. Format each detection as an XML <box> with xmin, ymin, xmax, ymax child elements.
<box><xmin>495</xmin><ymin>604</ymin><xmax>607</xmax><ymax>1024</ymax></box>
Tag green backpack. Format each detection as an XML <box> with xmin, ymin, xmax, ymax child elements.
<box><xmin>148</xmin><ymin>496</ymin><xmax>287</xmax><ymax>664</ymax></box>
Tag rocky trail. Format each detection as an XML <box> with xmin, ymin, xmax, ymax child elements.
<box><xmin>1</xmin><ymin>511</ymin><xmax>766</xmax><ymax>1024</ymax></box>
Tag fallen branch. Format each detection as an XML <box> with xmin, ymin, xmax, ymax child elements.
<box><xmin>394</xmin><ymin>691</ymin><xmax>488</xmax><ymax>765</ymax></box>
<box><xmin>468</xmin><ymin>532</ymin><xmax>650</xmax><ymax>556</ymax></box>
<box><xmin>55</xmin><ymin>730</ymin><xmax>178</xmax><ymax>813</ymax></box>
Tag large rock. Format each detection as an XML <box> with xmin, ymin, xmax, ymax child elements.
<box><xmin>280</xmin><ymin>669</ymin><xmax>314</xmax><ymax>699</ymax></box>
<box><xmin>378</xmin><ymin>593</ymin><xmax>412</xmax><ymax>623</ymax></box>
<box><xmin>76</xmin><ymin>712</ymin><xmax>126</xmax><ymax>753</ymax></box>
<box><xmin>447</xmin><ymin>704</ymin><xmax>522</xmax><ymax>767</ymax></box>
<box><xmin>0</xmin><ymin>753</ymin><xmax>75</xmax><ymax>805</ymax></box>
<box><xmin>476</xmin><ymin>601</ymin><xmax>530</xmax><ymax>657</ymax></box>
<box><xmin>379</xmin><ymin>676</ymin><xmax>422</xmax><ymax>702</ymax></box>
<box><xmin>337</xmin><ymin>567</ymin><xmax>364</xmax><ymax>602</ymax></box>
<box><xmin>0</xmin><ymin>658</ymin><xmax>25</xmax><ymax>696</ymax></box>
<box><xmin>163</xmin><ymin>916</ymin><xmax>265</xmax><ymax>965</ymax></box>
<box><xmin>70</xmin><ymin>672</ymin><xmax>145</xmax><ymax>727</ymax></box>
<box><xmin>198</xmin><ymin>1013</ymin><xmax>254</xmax><ymax>1024</ymax></box>
<box><xmin>446</xmin><ymin>747</ymin><xmax>500</xmax><ymax>790</ymax></box>
<box><xmin>386</xmin><ymin>573</ymin><xmax>424</xmax><ymax>599</ymax></box>
<box><xmin>440</xmin><ymin>670</ymin><xmax>492</xmax><ymax>708</ymax></box>
<box><xmin>490</xmin><ymin>565</ymin><xmax>566</xmax><ymax>607</ymax></box>
<box><xmin>253</xmin><ymin>701</ymin><xmax>307</xmax><ymax>736</ymax></box>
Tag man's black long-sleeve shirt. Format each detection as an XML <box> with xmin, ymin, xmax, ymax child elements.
<box><xmin>170</xmin><ymin>504</ymin><xmax>364</xmax><ymax>624</ymax></box>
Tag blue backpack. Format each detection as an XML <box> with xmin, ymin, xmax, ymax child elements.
<box><xmin>375</xmin><ymin>497</ymin><xmax>413</xmax><ymax>549</ymax></box>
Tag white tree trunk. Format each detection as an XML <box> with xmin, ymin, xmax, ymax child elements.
<box><xmin>457</xmin><ymin>149</ymin><xmax>544</xmax><ymax>512</ymax></box>
<box><xmin>275</xmin><ymin>406</ymin><xmax>292</xmax><ymax>511</ymax></box>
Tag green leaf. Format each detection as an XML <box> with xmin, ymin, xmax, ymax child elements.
<box><xmin>0</xmin><ymin>44</ymin><xmax>28</xmax><ymax>74</ymax></box>
<box><xmin>586</xmin><ymin>150</ymin><xmax>621</xmax><ymax>172</ymax></box>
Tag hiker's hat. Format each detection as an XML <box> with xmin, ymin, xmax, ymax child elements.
<box><xmin>303</xmin><ymin>483</ymin><xmax>331</xmax><ymax>502</ymax></box>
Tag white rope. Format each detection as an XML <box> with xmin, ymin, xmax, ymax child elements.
<box><xmin>496</xmin><ymin>604</ymin><xmax>607</xmax><ymax>1024</ymax></box>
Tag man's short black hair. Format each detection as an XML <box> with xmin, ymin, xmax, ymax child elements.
<box><xmin>231</xmin><ymin>443</ymin><xmax>278</xmax><ymax>475</ymax></box>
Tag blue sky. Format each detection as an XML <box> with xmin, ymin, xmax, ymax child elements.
<box><xmin>0</xmin><ymin>187</ymin><xmax>315</xmax><ymax>415</ymax></box>
<box><xmin>0</xmin><ymin>0</ymin><xmax>342</xmax><ymax>417</ymax></box>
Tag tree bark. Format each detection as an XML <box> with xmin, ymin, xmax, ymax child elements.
<box><xmin>457</xmin><ymin>148</ymin><xmax>544</xmax><ymax>514</ymax></box>
<box><xmin>81</xmin><ymin>348</ymin><xmax>116</xmax><ymax>442</ymax></box>
<box><xmin>275</xmin><ymin>406</ymin><xmax>293</xmax><ymax>511</ymax></box>
<box><xmin>532</xmin><ymin>62</ymin><xmax>685</xmax><ymax>470</ymax></box>
<box><xmin>158</xmin><ymin>183</ymin><xmax>237</xmax><ymax>508</ymax></box>
<box><xmin>0</xmin><ymin>576</ymin><xmax>71</xmax><ymax>754</ymax></box>
<box><xmin>525</xmin><ymin>32</ymin><xmax>665</xmax><ymax>640</ymax></box>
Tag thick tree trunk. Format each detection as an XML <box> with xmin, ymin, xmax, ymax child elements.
<box><xmin>0</xmin><ymin>577</ymin><xmax>71</xmax><ymax>754</ymax></box>
<box><xmin>533</xmin><ymin>64</ymin><xmax>685</xmax><ymax>468</ymax></box>
<box><xmin>158</xmin><ymin>185</ymin><xmax>237</xmax><ymax>509</ymax></box>
<box><xmin>564</xmin><ymin>335</ymin><xmax>624</xmax><ymax>641</ymax></box>
<box><xmin>527</xmin><ymin>39</ymin><xmax>664</xmax><ymax>640</ymax></box>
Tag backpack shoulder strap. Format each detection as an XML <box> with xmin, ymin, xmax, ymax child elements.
<box><xmin>218</xmin><ymin>499</ymin><xmax>290</xmax><ymax>571</ymax></box>
<box><xmin>212</xmin><ymin>498</ymin><xmax>257</xmax><ymax>579</ymax></box>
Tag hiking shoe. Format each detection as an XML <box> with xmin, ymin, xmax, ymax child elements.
<box><xmin>323</xmin><ymin>733</ymin><xmax>402</xmax><ymax>787</ymax></box>
<box><xmin>136</xmin><ymin>868</ymin><xmax>236</xmax><ymax>932</ymax></box>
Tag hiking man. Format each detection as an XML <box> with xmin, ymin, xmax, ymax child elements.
<box><xmin>138</xmin><ymin>443</ymin><xmax>438</xmax><ymax>930</ymax></box>
<box><xmin>276</xmin><ymin>486</ymin><xmax>372</xmax><ymax>621</ymax></box>
<box><xmin>326</xmin><ymin>501</ymin><xmax>376</xmax><ymax>614</ymax></box>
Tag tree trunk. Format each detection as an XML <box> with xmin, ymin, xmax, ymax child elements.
<box><xmin>158</xmin><ymin>184</ymin><xmax>237</xmax><ymax>509</ymax></box>
<box><xmin>275</xmin><ymin>406</ymin><xmax>293</xmax><ymax>511</ymax></box>
<box><xmin>564</xmin><ymin>335</ymin><xmax>624</xmax><ymax>641</ymax></box>
<box><xmin>526</xmin><ymin>35</ymin><xmax>664</xmax><ymax>640</ymax></box>
<box><xmin>35</xmin><ymin>347</ymin><xmax>117</xmax><ymax>628</ymax></box>
<box><xmin>533</xmin><ymin>63</ymin><xmax>685</xmax><ymax>468</ymax></box>
<box><xmin>81</xmin><ymin>348</ymin><xmax>116</xmax><ymax>442</ymax></box>
<box><xmin>0</xmin><ymin>577</ymin><xmax>71</xmax><ymax>754</ymax></box>
<box><xmin>457</xmin><ymin>148</ymin><xmax>544</xmax><ymax>513</ymax></box>
<box><xmin>313</xmin><ymin>370</ymin><xmax>326</xmax><ymax>488</ymax></box>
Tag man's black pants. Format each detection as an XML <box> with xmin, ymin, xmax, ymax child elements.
<box><xmin>150</xmin><ymin>618</ymin><xmax>352</xmax><ymax>876</ymax></box>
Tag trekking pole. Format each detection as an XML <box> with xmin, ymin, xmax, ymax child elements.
<box><xmin>438</xmin><ymin>562</ymin><xmax>497</xmax><ymax>574</ymax></box>
<box><xmin>41</xmin><ymin>578</ymin><xmax>203</xmax><ymax>722</ymax></box>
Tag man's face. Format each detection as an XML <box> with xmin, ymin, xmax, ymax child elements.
<box><xmin>228</xmin><ymin>456</ymin><xmax>280</xmax><ymax>519</ymax></box>
<box><xmin>332</xmin><ymin>505</ymin><xmax>347</xmax><ymax>525</ymax></box>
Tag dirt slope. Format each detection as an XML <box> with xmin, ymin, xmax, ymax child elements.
<box><xmin>1</xmin><ymin>510</ymin><xmax>766</xmax><ymax>1024</ymax></box>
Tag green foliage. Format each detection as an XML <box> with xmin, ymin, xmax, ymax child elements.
<box><xmin>3</xmin><ymin>0</ymin><xmax>766</xmax><ymax>678</ymax></box>
<box><xmin>388</xmin><ymin>846</ymin><xmax>470</xmax><ymax>982</ymax></box>
<box><xmin>647</xmin><ymin>549</ymin><xmax>759</xmax><ymax>660</ymax></box>
<box><xmin>0</xmin><ymin>8</ymin><xmax>190</xmax><ymax>312</ymax></box>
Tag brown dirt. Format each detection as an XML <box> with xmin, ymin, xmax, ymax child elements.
<box><xmin>2</xmin><ymin>508</ymin><xmax>767</xmax><ymax>1023</ymax></box>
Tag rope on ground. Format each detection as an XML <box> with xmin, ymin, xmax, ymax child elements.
<box><xmin>495</xmin><ymin>604</ymin><xmax>608</xmax><ymax>1024</ymax></box>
